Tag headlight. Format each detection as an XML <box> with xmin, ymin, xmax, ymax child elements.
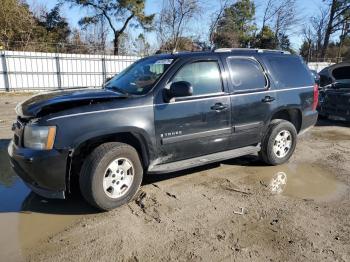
<box><xmin>23</xmin><ymin>126</ymin><xmax>56</xmax><ymax>150</ymax></box>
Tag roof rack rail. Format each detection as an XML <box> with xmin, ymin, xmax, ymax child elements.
<box><xmin>214</xmin><ymin>48</ymin><xmax>254</xmax><ymax>52</ymax></box>
<box><xmin>257</xmin><ymin>49</ymin><xmax>290</xmax><ymax>54</ymax></box>
<box><xmin>214</xmin><ymin>48</ymin><xmax>290</xmax><ymax>54</ymax></box>
<box><xmin>171</xmin><ymin>50</ymin><xmax>193</xmax><ymax>54</ymax></box>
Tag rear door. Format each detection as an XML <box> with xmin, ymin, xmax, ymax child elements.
<box><xmin>225</xmin><ymin>56</ymin><xmax>275</xmax><ymax>148</ymax></box>
<box><xmin>154</xmin><ymin>56</ymin><xmax>231</xmax><ymax>163</ymax></box>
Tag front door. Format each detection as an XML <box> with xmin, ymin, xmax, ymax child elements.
<box><xmin>154</xmin><ymin>58</ymin><xmax>231</xmax><ymax>163</ymax></box>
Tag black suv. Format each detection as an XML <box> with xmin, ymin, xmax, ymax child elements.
<box><xmin>8</xmin><ymin>49</ymin><xmax>318</xmax><ymax>210</ymax></box>
<box><xmin>318</xmin><ymin>62</ymin><xmax>350</xmax><ymax>121</ymax></box>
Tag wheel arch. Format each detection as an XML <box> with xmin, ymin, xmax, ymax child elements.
<box><xmin>269</xmin><ymin>107</ymin><xmax>302</xmax><ymax>133</ymax></box>
<box><xmin>66</xmin><ymin>129</ymin><xmax>153</xmax><ymax>193</ymax></box>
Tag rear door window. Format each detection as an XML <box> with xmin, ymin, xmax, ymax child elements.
<box><xmin>227</xmin><ymin>57</ymin><xmax>267</xmax><ymax>92</ymax></box>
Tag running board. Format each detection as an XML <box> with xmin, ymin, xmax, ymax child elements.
<box><xmin>147</xmin><ymin>145</ymin><xmax>260</xmax><ymax>174</ymax></box>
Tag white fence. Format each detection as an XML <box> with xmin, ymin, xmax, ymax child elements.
<box><xmin>1</xmin><ymin>50</ymin><xmax>335</xmax><ymax>91</ymax></box>
<box><xmin>0</xmin><ymin>50</ymin><xmax>140</xmax><ymax>91</ymax></box>
<box><xmin>308</xmin><ymin>62</ymin><xmax>334</xmax><ymax>72</ymax></box>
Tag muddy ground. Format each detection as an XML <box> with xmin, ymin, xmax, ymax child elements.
<box><xmin>0</xmin><ymin>93</ymin><xmax>349</xmax><ymax>262</ymax></box>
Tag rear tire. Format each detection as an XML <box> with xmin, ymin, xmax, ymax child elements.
<box><xmin>79</xmin><ymin>142</ymin><xmax>143</xmax><ymax>211</ymax></box>
<box><xmin>260</xmin><ymin>119</ymin><xmax>297</xmax><ymax>165</ymax></box>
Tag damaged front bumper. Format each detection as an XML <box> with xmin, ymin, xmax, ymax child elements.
<box><xmin>8</xmin><ymin>140</ymin><xmax>69</xmax><ymax>199</ymax></box>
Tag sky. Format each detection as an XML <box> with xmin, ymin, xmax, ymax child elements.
<box><xmin>27</xmin><ymin>0</ymin><xmax>326</xmax><ymax>51</ymax></box>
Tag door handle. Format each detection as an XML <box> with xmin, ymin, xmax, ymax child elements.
<box><xmin>261</xmin><ymin>96</ymin><xmax>275</xmax><ymax>103</ymax></box>
<box><xmin>211</xmin><ymin>103</ymin><xmax>228</xmax><ymax>111</ymax></box>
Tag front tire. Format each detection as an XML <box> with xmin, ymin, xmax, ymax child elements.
<box><xmin>79</xmin><ymin>142</ymin><xmax>143</xmax><ymax>211</ymax></box>
<box><xmin>260</xmin><ymin>120</ymin><xmax>297</xmax><ymax>165</ymax></box>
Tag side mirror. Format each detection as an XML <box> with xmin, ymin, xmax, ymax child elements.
<box><xmin>166</xmin><ymin>81</ymin><xmax>193</xmax><ymax>101</ymax></box>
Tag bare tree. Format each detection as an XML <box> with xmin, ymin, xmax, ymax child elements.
<box><xmin>310</xmin><ymin>7</ymin><xmax>328</xmax><ymax>57</ymax></box>
<box><xmin>261</xmin><ymin>0</ymin><xmax>280</xmax><ymax>30</ymax></box>
<box><xmin>64</xmin><ymin>0</ymin><xmax>154</xmax><ymax>55</ymax></box>
<box><xmin>301</xmin><ymin>24</ymin><xmax>315</xmax><ymax>62</ymax></box>
<box><xmin>157</xmin><ymin>0</ymin><xmax>200</xmax><ymax>52</ymax></box>
<box><xmin>208</xmin><ymin>0</ymin><xmax>231</xmax><ymax>47</ymax></box>
<box><xmin>336</xmin><ymin>18</ymin><xmax>348</xmax><ymax>61</ymax></box>
<box><xmin>321</xmin><ymin>0</ymin><xmax>350</xmax><ymax>57</ymax></box>
<box><xmin>133</xmin><ymin>33</ymin><xmax>152</xmax><ymax>56</ymax></box>
<box><xmin>256</xmin><ymin>0</ymin><xmax>280</xmax><ymax>45</ymax></box>
<box><xmin>83</xmin><ymin>14</ymin><xmax>109</xmax><ymax>52</ymax></box>
<box><xmin>256</xmin><ymin>0</ymin><xmax>299</xmax><ymax>48</ymax></box>
<box><xmin>272</xmin><ymin>0</ymin><xmax>299</xmax><ymax>47</ymax></box>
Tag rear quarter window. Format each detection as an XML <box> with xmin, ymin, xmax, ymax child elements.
<box><xmin>267</xmin><ymin>56</ymin><xmax>313</xmax><ymax>88</ymax></box>
<box><xmin>332</xmin><ymin>66</ymin><xmax>350</xmax><ymax>80</ymax></box>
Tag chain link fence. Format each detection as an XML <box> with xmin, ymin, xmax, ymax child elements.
<box><xmin>0</xmin><ymin>47</ymin><xmax>140</xmax><ymax>92</ymax></box>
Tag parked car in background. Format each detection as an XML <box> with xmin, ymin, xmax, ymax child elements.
<box><xmin>318</xmin><ymin>62</ymin><xmax>350</xmax><ymax>121</ymax></box>
<box><xmin>8</xmin><ymin>49</ymin><xmax>318</xmax><ymax>210</ymax></box>
<box><xmin>310</xmin><ymin>69</ymin><xmax>320</xmax><ymax>85</ymax></box>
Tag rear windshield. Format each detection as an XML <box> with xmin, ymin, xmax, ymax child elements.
<box><xmin>267</xmin><ymin>56</ymin><xmax>313</xmax><ymax>88</ymax></box>
<box><xmin>332</xmin><ymin>66</ymin><xmax>350</xmax><ymax>80</ymax></box>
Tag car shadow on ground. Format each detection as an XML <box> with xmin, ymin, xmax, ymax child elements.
<box><xmin>143</xmin><ymin>155</ymin><xmax>265</xmax><ymax>185</ymax></box>
<box><xmin>0</xmin><ymin>182</ymin><xmax>99</xmax><ymax>215</ymax></box>
<box><xmin>143</xmin><ymin>163</ymin><xmax>221</xmax><ymax>185</ymax></box>
<box><xmin>19</xmin><ymin>192</ymin><xmax>99</xmax><ymax>215</ymax></box>
<box><xmin>316</xmin><ymin>118</ymin><xmax>350</xmax><ymax>127</ymax></box>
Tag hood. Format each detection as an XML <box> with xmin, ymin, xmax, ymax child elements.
<box><xmin>17</xmin><ymin>88</ymin><xmax>127</xmax><ymax>118</ymax></box>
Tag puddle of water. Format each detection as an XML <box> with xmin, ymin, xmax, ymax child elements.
<box><xmin>0</xmin><ymin>149</ymin><xmax>97</xmax><ymax>261</ymax></box>
<box><xmin>238</xmin><ymin>162</ymin><xmax>347</xmax><ymax>201</ymax></box>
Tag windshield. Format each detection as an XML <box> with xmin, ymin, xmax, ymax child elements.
<box><xmin>104</xmin><ymin>57</ymin><xmax>174</xmax><ymax>95</ymax></box>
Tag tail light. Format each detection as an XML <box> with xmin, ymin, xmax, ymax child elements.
<box><xmin>312</xmin><ymin>83</ymin><xmax>319</xmax><ymax>111</ymax></box>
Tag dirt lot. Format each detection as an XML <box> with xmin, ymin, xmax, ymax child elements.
<box><xmin>0</xmin><ymin>93</ymin><xmax>349</xmax><ymax>262</ymax></box>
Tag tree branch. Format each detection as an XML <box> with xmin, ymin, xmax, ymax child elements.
<box><xmin>116</xmin><ymin>13</ymin><xmax>134</xmax><ymax>36</ymax></box>
<box><xmin>77</xmin><ymin>1</ymin><xmax>117</xmax><ymax>33</ymax></box>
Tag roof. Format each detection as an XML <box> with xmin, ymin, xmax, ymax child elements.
<box><xmin>149</xmin><ymin>48</ymin><xmax>292</xmax><ymax>60</ymax></box>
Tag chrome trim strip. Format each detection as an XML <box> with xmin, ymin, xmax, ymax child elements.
<box><xmin>47</xmin><ymin>85</ymin><xmax>314</xmax><ymax>121</ymax></box>
<box><xmin>161</xmin><ymin>127</ymin><xmax>232</xmax><ymax>145</ymax></box>
<box><xmin>234</xmin><ymin>121</ymin><xmax>263</xmax><ymax>132</ymax></box>
<box><xmin>231</xmin><ymin>85</ymin><xmax>313</xmax><ymax>97</ymax></box>
<box><xmin>156</xmin><ymin>86</ymin><xmax>313</xmax><ymax>105</ymax></box>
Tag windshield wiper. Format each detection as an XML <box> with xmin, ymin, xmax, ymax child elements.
<box><xmin>105</xmin><ymin>85</ymin><xmax>130</xmax><ymax>96</ymax></box>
